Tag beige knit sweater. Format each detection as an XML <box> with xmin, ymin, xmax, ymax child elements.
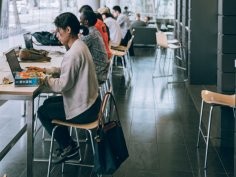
<box><xmin>45</xmin><ymin>39</ymin><xmax>99</xmax><ymax>120</ymax></box>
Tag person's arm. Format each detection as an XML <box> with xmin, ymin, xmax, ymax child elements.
<box><xmin>44</xmin><ymin>53</ymin><xmax>77</xmax><ymax>93</ymax></box>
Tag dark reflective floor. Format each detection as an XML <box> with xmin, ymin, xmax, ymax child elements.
<box><xmin>0</xmin><ymin>47</ymin><xmax>234</xmax><ymax>177</ymax></box>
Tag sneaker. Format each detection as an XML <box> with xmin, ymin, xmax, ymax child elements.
<box><xmin>52</xmin><ymin>141</ymin><xmax>78</xmax><ymax>157</ymax></box>
<box><xmin>52</xmin><ymin>148</ymin><xmax>63</xmax><ymax>158</ymax></box>
<box><xmin>52</xmin><ymin>143</ymin><xmax>79</xmax><ymax>164</ymax></box>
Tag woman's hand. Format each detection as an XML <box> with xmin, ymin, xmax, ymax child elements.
<box><xmin>39</xmin><ymin>75</ymin><xmax>47</xmax><ymax>85</ymax></box>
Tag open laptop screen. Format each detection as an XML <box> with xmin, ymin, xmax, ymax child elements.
<box><xmin>23</xmin><ymin>32</ymin><xmax>34</xmax><ymax>49</ymax></box>
<box><xmin>5</xmin><ymin>49</ymin><xmax>23</xmax><ymax>76</ymax></box>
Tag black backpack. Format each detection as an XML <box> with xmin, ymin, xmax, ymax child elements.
<box><xmin>32</xmin><ymin>31</ymin><xmax>62</xmax><ymax>46</ymax></box>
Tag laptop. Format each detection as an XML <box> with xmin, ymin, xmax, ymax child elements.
<box><xmin>23</xmin><ymin>32</ymin><xmax>34</xmax><ymax>49</ymax></box>
<box><xmin>5</xmin><ymin>49</ymin><xmax>42</xmax><ymax>86</ymax></box>
<box><xmin>5</xmin><ymin>49</ymin><xmax>23</xmax><ymax>77</ymax></box>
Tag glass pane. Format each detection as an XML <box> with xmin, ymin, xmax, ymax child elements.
<box><xmin>0</xmin><ymin>0</ymin><xmax>79</xmax><ymax>54</ymax></box>
<box><xmin>119</xmin><ymin>0</ymin><xmax>175</xmax><ymax>24</ymax></box>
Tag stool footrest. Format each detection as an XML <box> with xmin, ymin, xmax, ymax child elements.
<box><xmin>34</xmin><ymin>158</ymin><xmax>49</xmax><ymax>162</ymax></box>
<box><xmin>64</xmin><ymin>160</ymin><xmax>94</xmax><ymax>168</ymax></box>
<box><xmin>152</xmin><ymin>74</ymin><xmax>173</xmax><ymax>78</ymax></box>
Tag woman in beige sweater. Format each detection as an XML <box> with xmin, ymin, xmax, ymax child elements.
<box><xmin>37</xmin><ymin>12</ymin><xmax>100</xmax><ymax>164</ymax></box>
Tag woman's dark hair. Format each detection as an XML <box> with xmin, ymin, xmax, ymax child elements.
<box><xmin>95</xmin><ymin>12</ymin><xmax>103</xmax><ymax>21</ymax></box>
<box><xmin>54</xmin><ymin>12</ymin><xmax>80</xmax><ymax>36</ymax></box>
<box><xmin>81</xmin><ymin>10</ymin><xmax>97</xmax><ymax>26</ymax></box>
<box><xmin>79</xmin><ymin>5</ymin><xmax>93</xmax><ymax>13</ymax></box>
<box><xmin>79</xmin><ymin>25</ymin><xmax>89</xmax><ymax>36</ymax></box>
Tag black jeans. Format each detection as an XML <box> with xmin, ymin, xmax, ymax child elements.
<box><xmin>37</xmin><ymin>96</ymin><xmax>101</xmax><ymax>149</ymax></box>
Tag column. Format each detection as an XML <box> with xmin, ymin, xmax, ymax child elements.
<box><xmin>105</xmin><ymin>0</ymin><xmax>120</xmax><ymax>9</ymax></box>
<box><xmin>189</xmin><ymin>0</ymin><xmax>218</xmax><ymax>84</ymax></box>
<box><xmin>100</xmin><ymin>0</ymin><xmax>106</xmax><ymax>7</ymax></box>
<box><xmin>77</xmin><ymin>0</ymin><xmax>100</xmax><ymax>11</ymax></box>
<box><xmin>218</xmin><ymin>0</ymin><xmax>236</xmax><ymax>148</ymax></box>
<box><xmin>235</xmin><ymin>59</ymin><xmax>236</xmax><ymax>174</ymax></box>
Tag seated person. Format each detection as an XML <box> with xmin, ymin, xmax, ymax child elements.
<box><xmin>37</xmin><ymin>12</ymin><xmax>101</xmax><ymax>164</ymax></box>
<box><xmin>112</xmin><ymin>5</ymin><xmax>131</xmax><ymax>46</ymax></box>
<box><xmin>79</xmin><ymin>5</ymin><xmax>112</xmax><ymax>59</ymax></box>
<box><xmin>144</xmin><ymin>16</ymin><xmax>151</xmax><ymax>25</ymax></box>
<box><xmin>123</xmin><ymin>6</ymin><xmax>132</xmax><ymax>16</ymax></box>
<box><xmin>79</xmin><ymin>10</ymin><xmax>110</xmax><ymax>85</ymax></box>
<box><xmin>131</xmin><ymin>13</ymin><xmax>147</xmax><ymax>28</ymax></box>
<box><xmin>97</xmin><ymin>7</ymin><xmax>122</xmax><ymax>47</ymax></box>
<box><xmin>112</xmin><ymin>5</ymin><xmax>134</xmax><ymax>56</ymax></box>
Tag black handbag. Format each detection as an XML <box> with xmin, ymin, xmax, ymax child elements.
<box><xmin>93</xmin><ymin>92</ymin><xmax>129</xmax><ymax>175</ymax></box>
<box><xmin>19</xmin><ymin>48</ymin><xmax>51</xmax><ymax>62</ymax></box>
<box><xmin>32</xmin><ymin>31</ymin><xmax>62</xmax><ymax>46</ymax></box>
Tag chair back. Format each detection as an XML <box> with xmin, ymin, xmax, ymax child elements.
<box><xmin>156</xmin><ymin>31</ymin><xmax>168</xmax><ymax>48</ymax></box>
<box><xmin>126</xmin><ymin>35</ymin><xmax>135</xmax><ymax>50</ymax></box>
<box><xmin>98</xmin><ymin>91</ymin><xmax>119</xmax><ymax>126</ymax></box>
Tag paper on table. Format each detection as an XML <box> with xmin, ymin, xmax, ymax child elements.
<box><xmin>0</xmin><ymin>72</ymin><xmax>14</xmax><ymax>85</ymax></box>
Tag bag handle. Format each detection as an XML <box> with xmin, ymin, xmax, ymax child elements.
<box><xmin>97</xmin><ymin>92</ymin><xmax>120</xmax><ymax>128</ymax></box>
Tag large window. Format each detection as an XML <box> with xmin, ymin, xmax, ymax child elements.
<box><xmin>0</xmin><ymin>0</ymin><xmax>175</xmax><ymax>54</ymax></box>
<box><xmin>0</xmin><ymin>0</ymin><xmax>78</xmax><ymax>54</ymax></box>
<box><xmin>1</xmin><ymin>0</ymin><xmax>79</xmax><ymax>39</ymax></box>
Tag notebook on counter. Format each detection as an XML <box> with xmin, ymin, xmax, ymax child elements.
<box><xmin>5</xmin><ymin>49</ymin><xmax>43</xmax><ymax>87</ymax></box>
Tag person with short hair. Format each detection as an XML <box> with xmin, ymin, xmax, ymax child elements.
<box><xmin>112</xmin><ymin>5</ymin><xmax>131</xmax><ymax>44</ymax></box>
<box><xmin>123</xmin><ymin>6</ymin><xmax>131</xmax><ymax>16</ymax></box>
<box><xmin>112</xmin><ymin>5</ymin><xmax>134</xmax><ymax>56</ymax></box>
<box><xmin>131</xmin><ymin>13</ymin><xmax>147</xmax><ymax>28</ymax></box>
<box><xmin>37</xmin><ymin>12</ymin><xmax>101</xmax><ymax>164</ymax></box>
<box><xmin>144</xmin><ymin>15</ymin><xmax>151</xmax><ymax>25</ymax></box>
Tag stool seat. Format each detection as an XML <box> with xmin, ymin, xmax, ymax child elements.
<box><xmin>52</xmin><ymin>119</ymin><xmax>99</xmax><ymax>130</ymax></box>
<box><xmin>201</xmin><ymin>90</ymin><xmax>236</xmax><ymax>107</ymax></box>
<box><xmin>110</xmin><ymin>49</ymin><xmax>126</xmax><ymax>57</ymax></box>
<box><xmin>111</xmin><ymin>45</ymin><xmax>127</xmax><ymax>52</ymax></box>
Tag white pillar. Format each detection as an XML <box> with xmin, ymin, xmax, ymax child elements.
<box><xmin>77</xmin><ymin>0</ymin><xmax>100</xmax><ymax>11</ymax></box>
<box><xmin>105</xmin><ymin>0</ymin><xmax>120</xmax><ymax>9</ymax></box>
<box><xmin>100</xmin><ymin>0</ymin><xmax>106</xmax><ymax>7</ymax></box>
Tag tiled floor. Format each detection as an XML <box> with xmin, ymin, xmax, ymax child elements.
<box><xmin>0</xmin><ymin>47</ymin><xmax>234</xmax><ymax>177</ymax></box>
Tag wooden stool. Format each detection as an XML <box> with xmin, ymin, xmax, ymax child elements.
<box><xmin>110</xmin><ymin>35</ymin><xmax>134</xmax><ymax>86</ymax></box>
<box><xmin>152</xmin><ymin>31</ymin><xmax>185</xmax><ymax>79</ymax></box>
<box><xmin>47</xmin><ymin>92</ymin><xmax>111</xmax><ymax>177</ymax></box>
<box><xmin>197</xmin><ymin>90</ymin><xmax>236</xmax><ymax>169</ymax></box>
